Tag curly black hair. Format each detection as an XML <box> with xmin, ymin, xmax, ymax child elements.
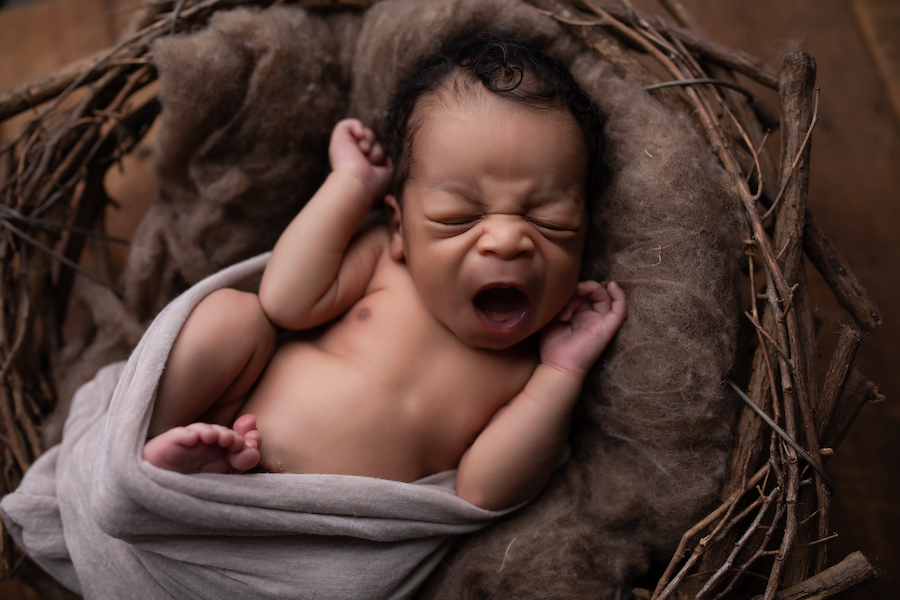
<box><xmin>381</xmin><ymin>34</ymin><xmax>608</xmax><ymax>206</ymax></box>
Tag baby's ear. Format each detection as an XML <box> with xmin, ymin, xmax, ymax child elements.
<box><xmin>384</xmin><ymin>194</ymin><xmax>405</xmax><ymax>260</ymax></box>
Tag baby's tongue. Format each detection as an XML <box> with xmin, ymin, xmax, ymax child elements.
<box><xmin>474</xmin><ymin>287</ymin><xmax>529</xmax><ymax>323</ymax></box>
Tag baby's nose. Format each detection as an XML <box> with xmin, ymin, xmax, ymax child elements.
<box><xmin>477</xmin><ymin>216</ymin><xmax>535</xmax><ymax>259</ymax></box>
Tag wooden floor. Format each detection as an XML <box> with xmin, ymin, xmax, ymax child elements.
<box><xmin>1</xmin><ymin>0</ymin><xmax>898</xmax><ymax>598</ymax></box>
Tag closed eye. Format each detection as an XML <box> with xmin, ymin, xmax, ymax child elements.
<box><xmin>528</xmin><ymin>218</ymin><xmax>580</xmax><ymax>233</ymax></box>
<box><xmin>431</xmin><ymin>215</ymin><xmax>482</xmax><ymax>228</ymax></box>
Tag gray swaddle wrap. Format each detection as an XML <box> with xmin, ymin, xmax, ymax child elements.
<box><xmin>1</xmin><ymin>253</ymin><xmax>513</xmax><ymax>600</ymax></box>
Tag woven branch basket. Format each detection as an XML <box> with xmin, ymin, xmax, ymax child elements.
<box><xmin>0</xmin><ymin>0</ymin><xmax>884</xmax><ymax>598</ymax></box>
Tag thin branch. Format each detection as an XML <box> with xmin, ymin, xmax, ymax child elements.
<box><xmin>728</xmin><ymin>381</ymin><xmax>834</xmax><ymax>493</ymax></box>
<box><xmin>763</xmin><ymin>88</ymin><xmax>820</xmax><ymax>221</ymax></box>
<box><xmin>0</xmin><ymin>204</ymin><xmax>129</xmax><ymax>245</ymax></box>
<box><xmin>0</xmin><ymin>218</ymin><xmax>119</xmax><ymax>292</ymax></box>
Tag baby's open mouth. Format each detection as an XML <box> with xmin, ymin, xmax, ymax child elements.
<box><xmin>473</xmin><ymin>287</ymin><xmax>530</xmax><ymax>327</ymax></box>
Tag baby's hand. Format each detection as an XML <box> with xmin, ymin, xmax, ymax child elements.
<box><xmin>142</xmin><ymin>414</ymin><xmax>261</xmax><ymax>474</ymax></box>
<box><xmin>329</xmin><ymin>118</ymin><xmax>393</xmax><ymax>200</ymax></box>
<box><xmin>539</xmin><ymin>281</ymin><xmax>627</xmax><ymax>377</ymax></box>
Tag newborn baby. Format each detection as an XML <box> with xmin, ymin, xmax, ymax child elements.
<box><xmin>143</xmin><ymin>34</ymin><xmax>626</xmax><ymax>511</ymax></box>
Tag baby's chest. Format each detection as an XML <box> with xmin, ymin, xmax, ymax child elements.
<box><xmin>313</xmin><ymin>267</ymin><xmax>446</xmax><ymax>362</ymax></box>
<box><xmin>247</xmin><ymin>343</ymin><xmax>532</xmax><ymax>478</ymax></box>
<box><xmin>247</xmin><ymin>316</ymin><xmax>536</xmax><ymax>478</ymax></box>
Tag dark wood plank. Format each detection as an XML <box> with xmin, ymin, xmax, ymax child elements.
<box><xmin>850</xmin><ymin>0</ymin><xmax>900</xmax><ymax>125</ymax></box>
<box><xmin>0</xmin><ymin>0</ymin><xmax>116</xmax><ymax>142</ymax></box>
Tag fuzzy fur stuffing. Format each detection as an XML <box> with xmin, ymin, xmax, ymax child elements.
<box><xmin>62</xmin><ymin>0</ymin><xmax>744</xmax><ymax>597</ymax></box>
<box><xmin>124</xmin><ymin>6</ymin><xmax>362</xmax><ymax>320</ymax></box>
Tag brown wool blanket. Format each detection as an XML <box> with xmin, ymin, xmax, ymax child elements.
<box><xmin>1</xmin><ymin>253</ymin><xmax>514</xmax><ymax>599</ymax></box>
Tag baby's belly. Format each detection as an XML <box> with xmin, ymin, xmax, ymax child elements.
<box><xmin>239</xmin><ymin>338</ymin><xmax>454</xmax><ymax>481</ymax></box>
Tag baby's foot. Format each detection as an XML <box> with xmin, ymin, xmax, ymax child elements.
<box><xmin>143</xmin><ymin>417</ymin><xmax>261</xmax><ymax>474</ymax></box>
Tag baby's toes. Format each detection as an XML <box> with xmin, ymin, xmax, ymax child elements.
<box><xmin>181</xmin><ymin>423</ymin><xmax>215</xmax><ymax>446</ymax></box>
<box><xmin>233</xmin><ymin>413</ymin><xmax>257</xmax><ymax>436</ymax></box>
<box><xmin>243</xmin><ymin>429</ymin><xmax>261</xmax><ymax>450</ymax></box>
<box><xmin>212</xmin><ymin>425</ymin><xmax>246</xmax><ymax>452</ymax></box>
<box><xmin>229</xmin><ymin>445</ymin><xmax>261</xmax><ymax>473</ymax></box>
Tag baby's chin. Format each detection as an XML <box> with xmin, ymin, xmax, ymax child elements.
<box><xmin>465</xmin><ymin>334</ymin><xmax>536</xmax><ymax>352</ymax></box>
<box><xmin>452</xmin><ymin>314</ymin><xmax>543</xmax><ymax>352</ymax></box>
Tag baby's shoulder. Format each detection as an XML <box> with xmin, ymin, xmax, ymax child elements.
<box><xmin>348</xmin><ymin>221</ymin><xmax>391</xmax><ymax>268</ymax></box>
<box><xmin>354</xmin><ymin>224</ymin><xmax>411</xmax><ymax>297</ymax></box>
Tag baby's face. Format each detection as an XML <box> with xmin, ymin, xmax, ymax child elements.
<box><xmin>389</xmin><ymin>94</ymin><xmax>589</xmax><ymax>350</ymax></box>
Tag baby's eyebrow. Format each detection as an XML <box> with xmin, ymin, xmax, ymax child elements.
<box><xmin>528</xmin><ymin>192</ymin><xmax>586</xmax><ymax>209</ymax></box>
<box><xmin>433</xmin><ymin>182</ymin><xmax>482</xmax><ymax>204</ymax></box>
<box><xmin>428</xmin><ymin>182</ymin><xmax>585</xmax><ymax>211</ymax></box>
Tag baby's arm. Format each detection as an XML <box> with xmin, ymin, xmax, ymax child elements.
<box><xmin>145</xmin><ymin>121</ymin><xmax>389</xmax><ymax>474</ymax></box>
<box><xmin>455</xmin><ymin>281</ymin><xmax>626</xmax><ymax>511</ymax></box>
<box><xmin>259</xmin><ymin>119</ymin><xmax>393</xmax><ymax>329</ymax></box>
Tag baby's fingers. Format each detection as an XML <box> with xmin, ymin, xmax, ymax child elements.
<box><xmin>337</xmin><ymin>119</ymin><xmax>371</xmax><ymax>150</ymax></box>
<box><xmin>557</xmin><ymin>281</ymin><xmax>605</xmax><ymax>321</ymax></box>
<box><xmin>360</xmin><ymin>132</ymin><xmax>388</xmax><ymax>166</ymax></box>
<box><xmin>367</xmin><ymin>140</ymin><xmax>387</xmax><ymax>165</ymax></box>
<box><xmin>343</xmin><ymin>118</ymin><xmax>367</xmax><ymax>140</ymax></box>
<box><xmin>345</xmin><ymin>119</ymin><xmax>387</xmax><ymax>165</ymax></box>
<box><xmin>575</xmin><ymin>280</ymin><xmax>602</xmax><ymax>297</ymax></box>
<box><xmin>603</xmin><ymin>281</ymin><xmax>627</xmax><ymax>315</ymax></box>
<box><xmin>357</xmin><ymin>130</ymin><xmax>375</xmax><ymax>154</ymax></box>
<box><xmin>581</xmin><ymin>281</ymin><xmax>623</xmax><ymax>313</ymax></box>
<box><xmin>592</xmin><ymin>282</ymin><xmax>627</xmax><ymax>335</ymax></box>
<box><xmin>556</xmin><ymin>288</ymin><xmax>589</xmax><ymax>321</ymax></box>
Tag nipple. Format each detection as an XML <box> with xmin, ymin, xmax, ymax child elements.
<box><xmin>357</xmin><ymin>308</ymin><xmax>371</xmax><ymax>320</ymax></box>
